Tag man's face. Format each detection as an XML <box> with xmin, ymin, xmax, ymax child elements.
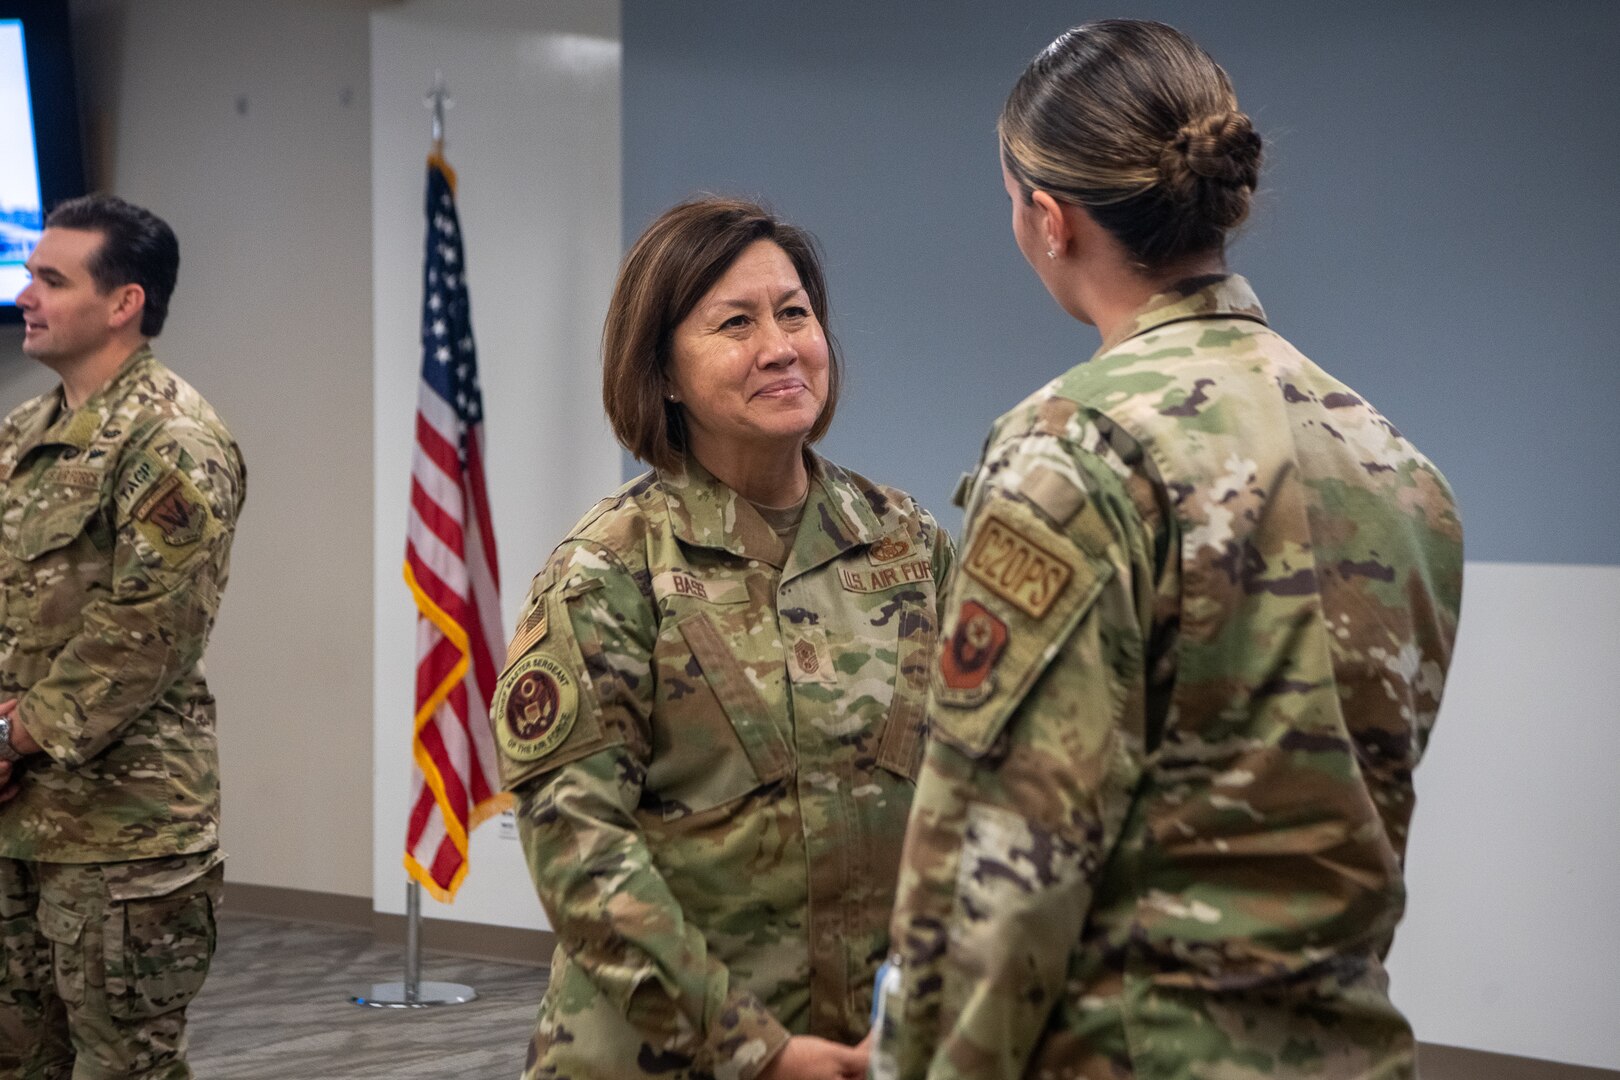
<box><xmin>16</xmin><ymin>227</ymin><xmax>125</xmax><ymax>369</ymax></box>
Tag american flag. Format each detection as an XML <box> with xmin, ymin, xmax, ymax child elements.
<box><xmin>403</xmin><ymin>153</ymin><xmax>509</xmax><ymax>902</ymax></box>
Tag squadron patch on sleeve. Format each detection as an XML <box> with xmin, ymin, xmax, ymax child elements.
<box><xmin>962</xmin><ymin>509</ymin><xmax>1072</xmax><ymax>619</ymax></box>
<box><xmin>935</xmin><ymin>600</ymin><xmax>1008</xmax><ymax>707</ymax></box>
<box><xmin>131</xmin><ymin>470</ymin><xmax>215</xmax><ymax>563</ymax></box>
<box><xmin>492</xmin><ymin>653</ymin><xmax>578</xmax><ymax>762</ymax></box>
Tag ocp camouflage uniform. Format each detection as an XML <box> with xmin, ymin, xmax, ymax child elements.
<box><xmin>0</xmin><ymin>346</ymin><xmax>243</xmax><ymax>1079</ymax></box>
<box><xmin>492</xmin><ymin>454</ymin><xmax>953</xmax><ymax>1080</ymax></box>
<box><xmin>877</xmin><ymin>276</ymin><xmax>1463</xmax><ymax>1080</ymax></box>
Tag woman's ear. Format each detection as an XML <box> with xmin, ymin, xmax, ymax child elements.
<box><xmin>1029</xmin><ymin>189</ymin><xmax>1074</xmax><ymax>259</ymax></box>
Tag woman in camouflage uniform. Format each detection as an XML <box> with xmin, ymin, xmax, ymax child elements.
<box><xmin>492</xmin><ymin>199</ymin><xmax>953</xmax><ymax>1080</ymax></box>
<box><xmin>878</xmin><ymin>20</ymin><xmax>1464</xmax><ymax>1080</ymax></box>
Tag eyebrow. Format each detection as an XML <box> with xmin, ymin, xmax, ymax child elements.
<box><xmin>706</xmin><ymin>284</ymin><xmax>808</xmax><ymax>314</ymax></box>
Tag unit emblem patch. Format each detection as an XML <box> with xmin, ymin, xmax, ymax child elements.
<box><xmin>134</xmin><ymin>474</ymin><xmax>207</xmax><ymax>547</ymax></box>
<box><xmin>494</xmin><ymin>653</ymin><xmax>578</xmax><ymax>762</ymax></box>
<box><xmin>937</xmin><ymin>600</ymin><xmax>1008</xmax><ymax>701</ymax></box>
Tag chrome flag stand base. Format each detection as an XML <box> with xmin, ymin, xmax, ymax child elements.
<box><xmin>350</xmin><ymin>882</ymin><xmax>478</xmax><ymax>1009</ymax></box>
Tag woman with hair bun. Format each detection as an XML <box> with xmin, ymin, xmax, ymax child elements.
<box><xmin>876</xmin><ymin>19</ymin><xmax>1463</xmax><ymax>1080</ymax></box>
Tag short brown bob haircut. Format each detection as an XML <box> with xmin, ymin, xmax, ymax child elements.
<box><xmin>602</xmin><ymin>197</ymin><xmax>842</xmax><ymax>472</ymax></box>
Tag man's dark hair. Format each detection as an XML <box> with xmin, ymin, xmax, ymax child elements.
<box><xmin>45</xmin><ymin>194</ymin><xmax>179</xmax><ymax>336</ymax></box>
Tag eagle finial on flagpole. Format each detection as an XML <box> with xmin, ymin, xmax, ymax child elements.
<box><xmin>425</xmin><ymin>70</ymin><xmax>453</xmax><ymax>155</ymax></box>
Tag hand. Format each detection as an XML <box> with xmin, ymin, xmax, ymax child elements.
<box><xmin>0</xmin><ymin>759</ymin><xmax>19</xmax><ymax>805</ymax></box>
<box><xmin>758</xmin><ymin>1035</ymin><xmax>869</xmax><ymax>1080</ymax></box>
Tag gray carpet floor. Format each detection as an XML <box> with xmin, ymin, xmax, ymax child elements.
<box><xmin>183</xmin><ymin>911</ymin><xmax>1618</xmax><ymax>1080</ymax></box>
<box><xmin>187</xmin><ymin>912</ymin><xmax>544</xmax><ymax>1079</ymax></box>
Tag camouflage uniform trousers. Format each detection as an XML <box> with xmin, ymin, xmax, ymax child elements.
<box><xmin>0</xmin><ymin>851</ymin><xmax>221</xmax><ymax>1080</ymax></box>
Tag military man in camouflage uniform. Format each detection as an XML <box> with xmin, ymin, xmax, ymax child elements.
<box><xmin>0</xmin><ymin>196</ymin><xmax>244</xmax><ymax>1079</ymax></box>
<box><xmin>495</xmin><ymin>453</ymin><xmax>951</xmax><ymax>1079</ymax></box>
<box><xmin>876</xmin><ymin>276</ymin><xmax>1463</xmax><ymax>1079</ymax></box>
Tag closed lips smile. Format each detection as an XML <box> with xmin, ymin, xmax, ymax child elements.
<box><xmin>753</xmin><ymin>379</ymin><xmax>806</xmax><ymax>399</ymax></box>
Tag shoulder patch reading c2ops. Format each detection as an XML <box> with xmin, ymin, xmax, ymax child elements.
<box><xmin>962</xmin><ymin>508</ymin><xmax>1072</xmax><ymax>618</ymax></box>
<box><xmin>493</xmin><ymin>652</ymin><xmax>578</xmax><ymax>762</ymax></box>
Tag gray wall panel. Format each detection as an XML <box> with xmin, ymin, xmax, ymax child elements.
<box><xmin>623</xmin><ymin>0</ymin><xmax>1619</xmax><ymax>564</ymax></box>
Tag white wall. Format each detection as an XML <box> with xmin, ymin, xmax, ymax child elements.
<box><xmin>369</xmin><ymin>0</ymin><xmax>622</xmax><ymax>933</ymax></box>
<box><xmin>1389</xmin><ymin>562</ymin><xmax>1620</xmax><ymax>1070</ymax></box>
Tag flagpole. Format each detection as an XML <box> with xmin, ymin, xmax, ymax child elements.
<box><xmin>350</xmin><ymin>74</ymin><xmax>478</xmax><ymax>1010</ymax></box>
<box><xmin>350</xmin><ymin>882</ymin><xmax>477</xmax><ymax>1008</ymax></box>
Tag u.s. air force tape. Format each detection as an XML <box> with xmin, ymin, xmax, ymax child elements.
<box><xmin>492</xmin><ymin>653</ymin><xmax>578</xmax><ymax>762</ymax></box>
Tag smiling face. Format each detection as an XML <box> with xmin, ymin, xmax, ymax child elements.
<box><xmin>667</xmin><ymin>239</ymin><xmax>830</xmax><ymax>473</ymax></box>
<box><xmin>16</xmin><ymin>227</ymin><xmax>136</xmax><ymax>371</ymax></box>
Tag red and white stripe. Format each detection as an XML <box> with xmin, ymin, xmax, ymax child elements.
<box><xmin>403</xmin><ymin>378</ymin><xmax>506</xmax><ymax>901</ymax></box>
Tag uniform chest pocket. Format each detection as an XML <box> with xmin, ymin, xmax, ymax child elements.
<box><xmin>643</xmin><ymin>610</ymin><xmax>794</xmax><ymax>819</ymax></box>
<box><xmin>1</xmin><ymin>490</ymin><xmax>106</xmax><ymax>655</ymax></box>
<box><xmin>3</xmin><ymin>491</ymin><xmax>102</xmax><ymax>563</ymax></box>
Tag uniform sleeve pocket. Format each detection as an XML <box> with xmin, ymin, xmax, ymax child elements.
<box><xmin>104</xmin><ymin>888</ymin><xmax>217</xmax><ymax>1020</ymax></box>
<box><xmin>929</xmin><ymin>498</ymin><xmax>1112</xmax><ymax>759</ymax></box>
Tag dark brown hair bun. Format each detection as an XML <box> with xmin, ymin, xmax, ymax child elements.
<box><xmin>1000</xmin><ymin>20</ymin><xmax>1264</xmax><ymax>270</ymax></box>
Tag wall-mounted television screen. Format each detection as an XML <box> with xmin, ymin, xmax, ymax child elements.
<box><xmin>1</xmin><ymin>0</ymin><xmax>84</xmax><ymax>324</ymax></box>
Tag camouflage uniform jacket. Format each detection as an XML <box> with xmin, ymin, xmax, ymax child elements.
<box><xmin>493</xmin><ymin>453</ymin><xmax>953</xmax><ymax>1080</ymax></box>
<box><xmin>879</xmin><ymin>276</ymin><xmax>1464</xmax><ymax>1079</ymax></box>
<box><xmin>0</xmin><ymin>346</ymin><xmax>244</xmax><ymax>863</ymax></box>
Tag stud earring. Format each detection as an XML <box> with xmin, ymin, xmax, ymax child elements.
<box><xmin>1046</xmin><ymin>249</ymin><xmax>1056</xmax><ymax>260</ymax></box>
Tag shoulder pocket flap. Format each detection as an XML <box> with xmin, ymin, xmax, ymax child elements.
<box><xmin>677</xmin><ymin>611</ymin><xmax>794</xmax><ymax>783</ymax></box>
<box><xmin>930</xmin><ymin>499</ymin><xmax>1113</xmax><ymax>758</ymax></box>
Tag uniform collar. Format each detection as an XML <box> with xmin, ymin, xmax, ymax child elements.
<box><xmin>1099</xmin><ymin>274</ymin><xmax>1268</xmax><ymax>354</ymax></box>
<box><xmin>659</xmin><ymin>450</ymin><xmax>888</xmax><ymax>578</ymax></box>
<box><xmin>19</xmin><ymin>345</ymin><xmax>159</xmax><ymax>456</ymax></box>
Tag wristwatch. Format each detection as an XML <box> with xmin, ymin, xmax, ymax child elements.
<box><xmin>0</xmin><ymin>715</ymin><xmax>23</xmax><ymax>763</ymax></box>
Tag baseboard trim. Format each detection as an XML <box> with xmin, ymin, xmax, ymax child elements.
<box><xmin>225</xmin><ymin>882</ymin><xmax>373</xmax><ymax>929</ymax></box>
<box><xmin>223</xmin><ymin>881</ymin><xmax>554</xmax><ymax>970</ymax></box>
<box><xmin>1418</xmin><ymin>1042</ymin><xmax>1618</xmax><ymax>1079</ymax></box>
<box><xmin>372</xmin><ymin>911</ymin><xmax>553</xmax><ymax>969</ymax></box>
